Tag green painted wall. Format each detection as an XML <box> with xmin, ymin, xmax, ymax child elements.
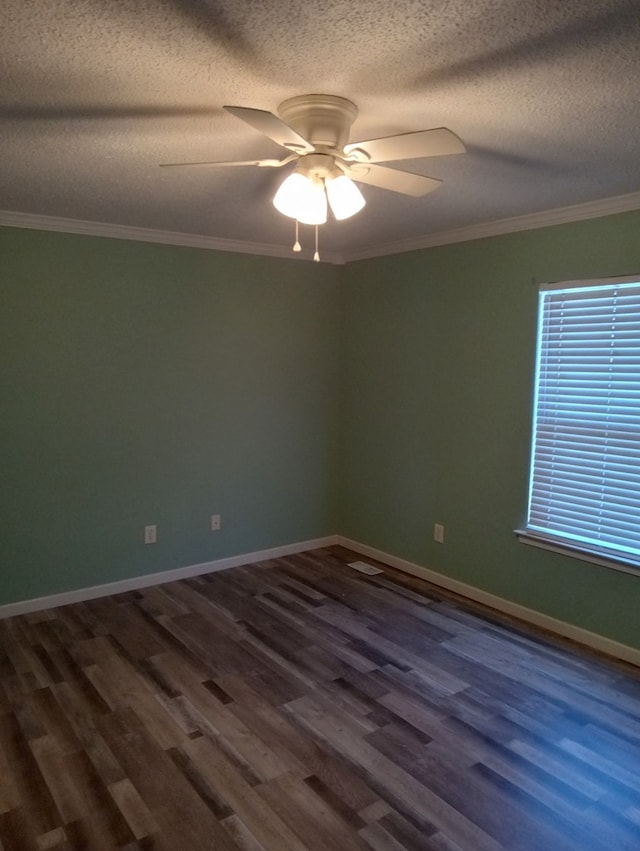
<box><xmin>1</xmin><ymin>228</ymin><xmax>340</xmax><ymax>603</ymax></box>
<box><xmin>2</xmin><ymin>212</ymin><xmax>640</xmax><ymax>650</ymax></box>
<box><xmin>339</xmin><ymin>211</ymin><xmax>640</xmax><ymax>649</ymax></box>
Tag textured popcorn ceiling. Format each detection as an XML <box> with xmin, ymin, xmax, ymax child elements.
<box><xmin>1</xmin><ymin>0</ymin><xmax>639</xmax><ymax>259</ymax></box>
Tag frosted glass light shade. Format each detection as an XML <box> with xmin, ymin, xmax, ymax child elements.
<box><xmin>273</xmin><ymin>173</ymin><xmax>327</xmax><ymax>225</ymax></box>
<box><xmin>273</xmin><ymin>173</ymin><xmax>308</xmax><ymax>218</ymax></box>
<box><xmin>326</xmin><ymin>174</ymin><xmax>366</xmax><ymax>220</ymax></box>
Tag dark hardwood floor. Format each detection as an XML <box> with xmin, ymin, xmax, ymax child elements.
<box><xmin>1</xmin><ymin>546</ymin><xmax>640</xmax><ymax>850</ymax></box>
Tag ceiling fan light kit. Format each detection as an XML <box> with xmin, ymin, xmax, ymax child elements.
<box><xmin>161</xmin><ymin>93</ymin><xmax>466</xmax><ymax>260</ymax></box>
<box><xmin>272</xmin><ymin>151</ymin><xmax>366</xmax><ymax>224</ymax></box>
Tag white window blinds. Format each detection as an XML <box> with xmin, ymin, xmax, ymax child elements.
<box><xmin>526</xmin><ymin>277</ymin><xmax>640</xmax><ymax>567</ymax></box>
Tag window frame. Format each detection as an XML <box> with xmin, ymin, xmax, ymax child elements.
<box><xmin>516</xmin><ymin>274</ymin><xmax>640</xmax><ymax>576</ymax></box>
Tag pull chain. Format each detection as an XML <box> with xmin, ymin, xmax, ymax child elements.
<box><xmin>292</xmin><ymin>219</ymin><xmax>301</xmax><ymax>252</ymax></box>
<box><xmin>313</xmin><ymin>224</ymin><xmax>320</xmax><ymax>262</ymax></box>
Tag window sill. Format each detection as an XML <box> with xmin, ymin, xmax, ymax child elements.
<box><xmin>514</xmin><ymin>530</ymin><xmax>640</xmax><ymax>577</ymax></box>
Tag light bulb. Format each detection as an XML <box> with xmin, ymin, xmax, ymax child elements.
<box><xmin>298</xmin><ymin>178</ymin><xmax>327</xmax><ymax>225</ymax></box>
<box><xmin>273</xmin><ymin>173</ymin><xmax>327</xmax><ymax>225</ymax></box>
<box><xmin>326</xmin><ymin>173</ymin><xmax>366</xmax><ymax>220</ymax></box>
<box><xmin>273</xmin><ymin>173</ymin><xmax>310</xmax><ymax>219</ymax></box>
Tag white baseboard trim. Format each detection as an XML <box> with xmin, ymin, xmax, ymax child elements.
<box><xmin>0</xmin><ymin>535</ymin><xmax>340</xmax><ymax>619</ymax></box>
<box><xmin>4</xmin><ymin>532</ymin><xmax>637</xmax><ymax>668</ymax></box>
<box><xmin>337</xmin><ymin>536</ymin><xmax>640</xmax><ymax>668</ymax></box>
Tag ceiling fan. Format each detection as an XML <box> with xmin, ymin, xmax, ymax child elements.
<box><xmin>160</xmin><ymin>94</ymin><xmax>465</xmax><ymax>256</ymax></box>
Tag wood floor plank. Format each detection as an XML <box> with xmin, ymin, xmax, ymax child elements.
<box><xmin>0</xmin><ymin>546</ymin><xmax>638</xmax><ymax>850</ymax></box>
<box><xmin>107</xmin><ymin>778</ymin><xmax>160</xmax><ymax>841</ymax></box>
<box><xmin>35</xmin><ymin>825</ymin><xmax>68</xmax><ymax>850</ymax></box>
<box><xmin>97</xmin><ymin>707</ymin><xmax>241</xmax><ymax>851</ymax></box>
<box><xmin>284</xmin><ymin>693</ymin><xmax>505</xmax><ymax>851</ymax></box>
<box><xmin>221</xmin><ymin>673</ymin><xmax>382</xmax><ymax>811</ymax></box>
<box><xmin>256</xmin><ymin>772</ymin><xmax>370</xmax><ymax>851</ymax></box>
<box><xmin>221</xmin><ymin>812</ymin><xmax>270</xmax><ymax>851</ymax></box>
<box><xmin>359</xmin><ymin>820</ymin><xmax>413</xmax><ymax>851</ymax></box>
<box><xmin>178</xmin><ymin>734</ymin><xmax>309</xmax><ymax>851</ymax></box>
<box><xmin>0</xmin><ymin>712</ymin><xmax>62</xmax><ymax>836</ymax></box>
<box><xmin>0</xmin><ymin>807</ymin><xmax>41</xmax><ymax>851</ymax></box>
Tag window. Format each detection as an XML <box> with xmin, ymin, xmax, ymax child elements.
<box><xmin>518</xmin><ymin>276</ymin><xmax>640</xmax><ymax>572</ymax></box>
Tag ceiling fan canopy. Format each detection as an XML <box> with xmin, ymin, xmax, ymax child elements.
<box><xmin>276</xmin><ymin>94</ymin><xmax>358</xmax><ymax>152</ymax></box>
<box><xmin>161</xmin><ymin>93</ymin><xmax>466</xmax><ymax>232</ymax></box>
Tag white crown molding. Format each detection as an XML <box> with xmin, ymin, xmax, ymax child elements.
<box><xmin>342</xmin><ymin>190</ymin><xmax>640</xmax><ymax>263</ymax></box>
<box><xmin>0</xmin><ymin>535</ymin><xmax>339</xmax><ymax>619</ymax></box>
<box><xmin>0</xmin><ymin>210</ymin><xmax>346</xmax><ymax>265</ymax></box>
<box><xmin>2</xmin><ymin>190</ymin><xmax>640</xmax><ymax>266</ymax></box>
<box><xmin>337</xmin><ymin>536</ymin><xmax>640</xmax><ymax>667</ymax></box>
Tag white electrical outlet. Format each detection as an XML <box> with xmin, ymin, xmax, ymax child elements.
<box><xmin>210</xmin><ymin>514</ymin><xmax>221</xmax><ymax>531</ymax></box>
<box><xmin>144</xmin><ymin>524</ymin><xmax>157</xmax><ymax>544</ymax></box>
<box><xmin>434</xmin><ymin>523</ymin><xmax>445</xmax><ymax>543</ymax></box>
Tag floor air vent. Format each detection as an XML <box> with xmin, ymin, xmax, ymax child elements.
<box><xmin>348</xmin><ymin>561</ymin><xmax>384</xmax><ymax>575</ymax></box>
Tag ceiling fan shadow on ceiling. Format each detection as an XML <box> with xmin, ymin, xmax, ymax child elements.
<box><xmin>160</xmin><ymin>94</ymin><xmax>466</xmax><ymax>260</ymax></box>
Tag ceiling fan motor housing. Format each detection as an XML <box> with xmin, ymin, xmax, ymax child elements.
<box><xmin>278</xmin><ymin>94</ymin><xmax>358</xmax><ymax>152</ymax></box>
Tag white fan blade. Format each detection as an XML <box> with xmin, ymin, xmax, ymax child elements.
<box><xmin>159</xmin><ymin>157</ymin><xmax>291</xmax><ymax>169</ymax></box>
<box><xmin>224</xmin><ymin>106</ymin><xmax>314</xmax><ymax>153</ymax></box>
<box><xmin>348</xmin><ymin>163</ymin><xmax>441</xmax><ymax>197</ymax></box>
<box><xmin>344</xmin><ymin>128</ymin><xmax>465</xmax><ymax>163</ymax></box>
